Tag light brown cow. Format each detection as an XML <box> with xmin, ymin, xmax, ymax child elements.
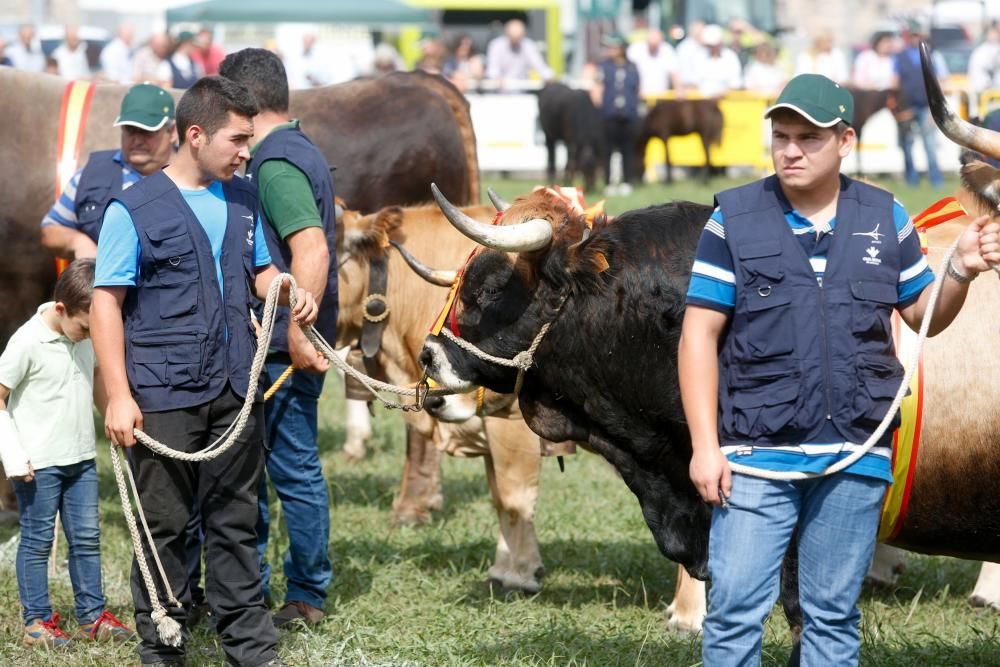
<box><xmin>335</xmin><ymin>203</ymin><xmax>548</xmax><ymax>592</ymax></box>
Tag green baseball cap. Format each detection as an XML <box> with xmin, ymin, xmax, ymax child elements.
<box><xmin>764</xmin><ymin>74</ymin><xmax>854</xmax><ymax>127</ymax></box>
<box><xmin>114</xmin><ymin>83</ymin><xmax>175</xmax><ymax>132</ymax></box>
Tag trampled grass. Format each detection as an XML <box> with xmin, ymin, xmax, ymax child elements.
<box><xmin>1</xmin><ymin>174</ymin><xmax>997</xmax><ymax>666</ymax></box>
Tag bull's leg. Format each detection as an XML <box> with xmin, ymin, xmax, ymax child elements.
<box><xmin>665</xmin><ymin>564</ymin><xmax>707</xmax><ymax>633</ymax></box>
<box><xmin>483</xmin><ymin>429</ymin><xmax>543</xmax><ymax>594</ymax></box>
<box><xmin>700</xmin><ymin>134</ymin><xmax>712</xmax><ymax>184</ymax></box>
<box><xmin>342</xmin><ymin>398</ymin><xmax>373</xmax><ymax>462</ymax></box>
<box><xmin>664</xmin><ymin>140</ymin><xmax>674</xmax><ymax>185</ymax></box>
<box><xmin>865</xmin><ymin>543</ymin><xmax>907</xmax><ymax>588</ymax></box>
<box><xmin>970</xmin><ymin>561</ymin><xmax>1000</xmax><ymax>610</ymax></box>
<box><xmin>391</xmin><ymin>420</ymin><xmax>444</xmax><ymax>527</ymax></box>
<box><xmin>546</xmin><ymin>137</ymin><xmax>558</xmax><ymax>184</ymax></box>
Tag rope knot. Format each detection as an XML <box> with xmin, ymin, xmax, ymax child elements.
<box><xmin>150</xmin><ymin>607</ymin><xmax>183</xmax><ymax>647</ymax></box>
<box><xmin>512</xmin><ymin>351</ymin><xmax>534</xmax><ymax>370</ymax></box>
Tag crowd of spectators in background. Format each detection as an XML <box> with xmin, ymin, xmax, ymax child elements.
<box><xmin>5</xmin><ymin>14</ymin><xmax>1000</xmax><ymax>105</ymax></box>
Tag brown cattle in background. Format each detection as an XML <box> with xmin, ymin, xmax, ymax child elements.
<box><xmin>637</xmin><ymin>98</ymin><xmax>723</xmax><ymax>184</ymax></box>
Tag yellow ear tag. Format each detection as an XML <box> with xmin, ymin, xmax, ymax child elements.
<box><xmin>593</xmin><ymin>252</ymin><xmax>609</xmax><ymax>273</ymax></box>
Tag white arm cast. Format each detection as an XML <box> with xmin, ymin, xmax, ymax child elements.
<box><xmin>0</xmin><ymin>411</ymin><xmax>30</xmax><ymax>478</ymax></box>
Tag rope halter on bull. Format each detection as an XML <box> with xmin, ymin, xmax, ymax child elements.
<box><xmin>113</xmin><ymin>273</ymin><xmax>455</xmax><ymax>646</ymax></box>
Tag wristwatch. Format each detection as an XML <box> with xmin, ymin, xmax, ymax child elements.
<box><xmin>947</xmin><ymin>258</ymin><xmax>977</xmax><ymax>284</ymax></box>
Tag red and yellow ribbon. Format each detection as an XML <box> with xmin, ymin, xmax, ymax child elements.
<box><xmin>54</xmin><ymin>80</ymin><xmax>97</xmax><ymax>275</ymax></box>
<box><xmin>877</xmin><ymin>197</ymin><xmax>967</xmax><ymax>540</ymax></box>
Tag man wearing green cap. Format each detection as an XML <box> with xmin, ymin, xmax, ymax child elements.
<box><xmin>41</xmin><ymin>83</ymin><xmax>177</xmax><ymax>260</ymax></box>
<box><xmin>678</xmin><ymin>73</ymin><xmax>1000</xmax><ymax>664</ymax></box>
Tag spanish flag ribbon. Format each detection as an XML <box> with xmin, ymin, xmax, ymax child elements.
<box><xmin>54</xmin><ymin>80</ymin><xmax>97</xmax><ymax>275</ymax></box>
<box><xmin>912</xmin><ymin>197</ymin><xmax>967</xmax><ymax>254</ymax></box>
<box><xmin>877</xmin><ymin>309</ymin><xmax>925</xmax><ymax>541</ymax></box>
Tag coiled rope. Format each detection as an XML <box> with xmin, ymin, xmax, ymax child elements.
<box><xmin>112</xmin><ymin>273</ymin><xmax>453</xmax><ymax>645</ymax></box>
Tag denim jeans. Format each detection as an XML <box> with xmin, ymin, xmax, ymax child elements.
<box><xmin>702</xmin><ymin>472</ymin><xmax>887</xmax><ymax>667</ymax></box>
<box><xmin>900</xmin><ymin>106</ymin><xmax>944</xmax><ymax>188</ymax></box>
<box><xmin>13</xmin><ymin>458</ymin><xmax>105</xmax><ymax>624</ymax></box>
<box><xmin>257</xmin><ymin>358</ymin><xmax>332</xmax><ymax>610</ymax></box>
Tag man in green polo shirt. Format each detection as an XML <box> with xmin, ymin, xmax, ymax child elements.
<box><xmin>220</xmin><ymin>49</ymin><xmax>339</xmax><ymax>628</ymax></box>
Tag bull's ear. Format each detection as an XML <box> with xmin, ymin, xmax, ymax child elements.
<box><xmin>565</xmin><ymin>235</ymin><xmax>613</xmax><ymax>283</ymax></box>
<box><xmin>371</xmin><ymin>206</ymin><xmax>404</xmax><ymax>237</ymax></box>
<box><xmin>960</xmin><ymin>160</ymin><xmax>1000</xmax><ymax>213</ymax></box>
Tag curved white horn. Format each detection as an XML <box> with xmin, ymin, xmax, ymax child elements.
<box><xmin>389</xmin><ymin>241</ymin><xmax>457</xmax><ymax>287</ymax></box>
<box><xmin>922</xmin><ymin>42</ymin><xmax>1000</xmax><ymax>158</ymax></box>
<box><xmin>431</xmin><ymin>183</ymin><xmax>552</xmax><ymax>252</ymax></box>
<box><xmin>487</xmin><ymin>188</ymin><xmax>511</xmax><ymax>212</ymax></box>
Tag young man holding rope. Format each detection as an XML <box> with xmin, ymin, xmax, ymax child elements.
<box><xmin>91</xmin><ymin>76</ymin><xmax>317</xmax><ymax>667</ymax></box>
<box><xmin>678</xmin><ymin>74</ymin><xmax>1000</xmax><ymax>665</ymax></box>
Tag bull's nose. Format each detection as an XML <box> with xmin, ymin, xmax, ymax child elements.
<box><xmin>419</xmin><ymin>346</ymin><xmax>434</xmax><ymax>370</ymax></box>
<box><xmin>423</xmin><ymin>395</ymin><xmax>445</xmax><ymax>413</ymax></box>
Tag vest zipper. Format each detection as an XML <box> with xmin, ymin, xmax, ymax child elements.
<box><xmin>816</xmin><ymin>275</ymin><xmax>833</xmax><ymax>420</ymax></box>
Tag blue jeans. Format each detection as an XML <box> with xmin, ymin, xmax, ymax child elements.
<box><xmin>13</xmin><ymin>459</ymin><xmax>105</xmax><ymax>624</ymax></box>
<box><xmin>257</xmin><ymin>358</ymin><xmax>331</xmax><ymax>609</ymax></box>
<box><xmin>900</xmin><ymin>106</ymin><xmax>944</xmax><ymax>188</ymax></box>
<box><xmin>702</xmin><ymin>472</ymin><xmax>887</xmax><ymax>667</ymax></box>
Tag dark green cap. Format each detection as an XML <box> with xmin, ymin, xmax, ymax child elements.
<box><xmin>114</xmin><ymin>83</ymin><xmax>175</xmax><ymax>131</ymax></box>
<box><xmin>764</xmin><ymin>73</ymin><xmax>854</xmax><ymax>127</ymax></box>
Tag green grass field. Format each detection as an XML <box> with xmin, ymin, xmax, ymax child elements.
<box><xmin>2</xmin><ymin>174</ymin><xmax>999</xmax><ymax>666</ymax></box>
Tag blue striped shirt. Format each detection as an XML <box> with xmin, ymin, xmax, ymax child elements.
<box><xmin>41</xmin><ymin>151</ymin><xmax>142</xmax><ymax>230</ymax></box>
<box><xmin>685</xmin><ymin>198</ymin><xmax>934</xmax><ymax>483</ymax></box>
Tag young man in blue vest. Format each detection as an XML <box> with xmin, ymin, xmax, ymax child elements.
<box><xmin>598</xmin><ymin>33</ymin><xmax>640</xmax><ymax>195</ymax></box>
<box><xmin>41</xmin><ymin>83</ymin><xmax>177</xmax><ymax>259</ymax></box>
<box><xmin>219</xmin><ymin>48</ymin><xmax>337</xmax><ymax>628</ymax></box>
<box><xmin>91</xmin><ymin>76</ymin><xmax>318</xmax><ymax>667</ymax></box>
<box><xmin>678</xmin><ymin>74</ymin><xmax>1000</xmax><ymax>665</ymax></box>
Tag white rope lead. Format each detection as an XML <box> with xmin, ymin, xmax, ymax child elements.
<box><xmin>115</xmin><ymin>273</ymin><xmax>454</xmax><ymax>645</ymax></box>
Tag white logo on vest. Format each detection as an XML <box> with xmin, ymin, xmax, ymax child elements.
<box><xmin>246</xmin><ymin>229</ymin><xmax>254</xmax><ymax>247</ymax></box>
<box><xmin>853</xmin><ymin>224</ymin><xmax>884</xmax><ymax>244</ymax></box>
<box><xmin>863</xmin><ymin>245</ymin><xmax>881</xmax><ymax>266</ymax></box>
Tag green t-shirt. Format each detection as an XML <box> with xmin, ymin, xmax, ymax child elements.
<box><xmin>251</xmin><ymin>120</ymin><xmax>323</xmax><ymax>240</ymax></box>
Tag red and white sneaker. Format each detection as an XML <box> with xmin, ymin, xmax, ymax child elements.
<box><xmin>78</xmin><ymin>609</ymin><xmax>135</xmax><ymax>642</ymax></box>
<box><xmin>22</xmin><ymin>613</ymin><xmax>72</xmax><ymax>648</ymax></box>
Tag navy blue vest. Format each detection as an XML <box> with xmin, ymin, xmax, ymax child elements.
<box><xmin>113</xmin><ymin>171</ymin><xmax>260</xmax><ymax>412</ymax></box>
<box><xmin>599</xmin><ymin>59</ymin><xmax>640</xmax><ymax>120</ymax></box>
<box><xmin>245</xmin><ymin>125</ymin><xmax>338</xmax><ymax>353</ymax></box>
<box><xmin>715</xmin><ymin>175</ymin><xmax>903</xmax><ymax>446</ymax></box>
<box><xmin>75</xmin><ymin>149</ymin><xmax>123</xmax><ymax>243</ymax></box>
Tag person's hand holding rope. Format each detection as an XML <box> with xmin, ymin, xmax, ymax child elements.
<box><xmin>282</xmin><ymin>276</ymin><xmax>319</xmax><ymax>327</ymax></box>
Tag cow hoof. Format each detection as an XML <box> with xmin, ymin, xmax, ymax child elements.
<box><xmin>969</xmin><ymin>595</ymin><xmax>1000</xmax><ymax>611</ymax></box>
<box><xmin>340</xmin><ymin>449</ymin><xmax>366</xmax><ymax>464</ymax></box>
<box><xmin>665</xmin><ymin>602</ymin><xmax>704</xmax><ymax>635</ymax></box>
<box><xmin>390</xmin><ymin>507</ymin><xmax>432</xmax><ymax>528</ymax></box>
<box><xmin>486</xmin><ymin>577</ymin><xmax>540</xmax><ymax>597</ymax></box>
<box><xmin>535</xmin><ymin>566</ymin><xmax>547</xmax><ymax>580</ymax></box>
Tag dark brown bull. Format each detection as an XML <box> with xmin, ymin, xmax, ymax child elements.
<box><xmin>848</xmin><ymin>87</ymin><xmax>898</xmax><ymax>176</ymax></box>
<box><xmin>637</xmin><ymin>99</ymin><xmax>723</xmax><ymax>184</ymax></box>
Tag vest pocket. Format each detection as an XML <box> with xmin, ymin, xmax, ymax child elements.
<box><xmin>852</xmin><ymin>356</ymin><xmax>905</xmax><ymax>429</ymax></box>
<box><xmin>147</xmin><ymin>218</ymin><xmax>196</xmax><ymax>286</ymax></box>
<box><xmin>745</xmin><ymin>290</ymin><xmax>794</xmax><ymax>357</ymax></box>
<box><xmin>850</xmin><ymin>280</ymin><xmax>896</xmax><ymax>343</ymax></box>
<box><xmin>130</xmin><ymin>330</ymin><xmax>207</xmax><ymax>389</ymax></box>
<box><xmin>726</xmin><ymin>364</ymin><xmax>801</xmax><ymax>438</ymax></box>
